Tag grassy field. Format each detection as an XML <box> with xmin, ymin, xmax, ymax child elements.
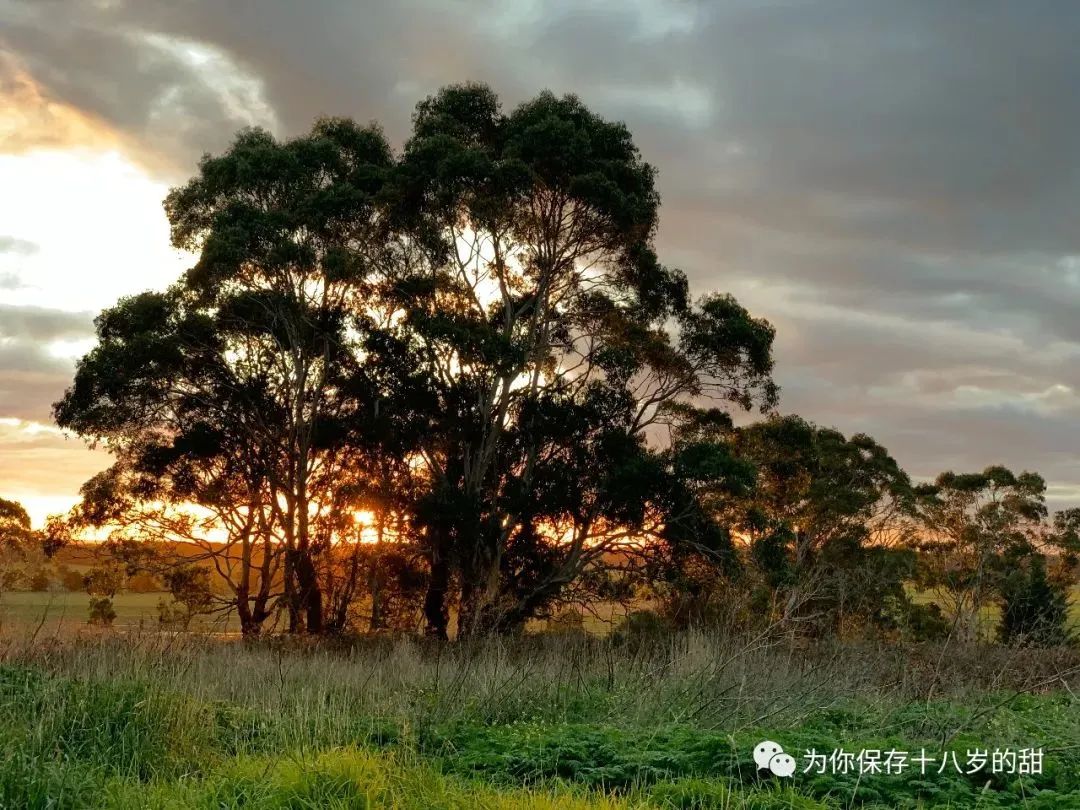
<box><xmin>0</xmin><ymin>592</ymin><xmax>244</xmax><ymax>634</ymax></box>
<box><xmin>5</xmin><ymin>588</ymin><xmax>1078</xmax><ymax>642</ymax></box>
<box><xmin>0</xmin><ymin>627</ymin><xmax>1078</xmax><ymax>808</ymax></box>
<box><xmin>0</xmin><ymin>592</ymin><xmax>644</xmax><ymax>638</ymax></box>
<box><xmin>908</xmin><ymin>587</ymin><xmax>1080</xmax><ymax>634</ymax></box>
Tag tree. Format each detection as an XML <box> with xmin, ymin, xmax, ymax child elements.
<box><xmin>1051</xmin><ymin>508</ymin><xmax>1080</xmax><ymax>569</ymax></box>
<box><xmin>636</xmin><ymin>405</ymin><xmax>757</xmax><ymax>628</ymax></box>
<box><xmin>56</xmin><ymin>86</ymin><xmax>779</xmax><ymax>639</ymax></box>
<box><xmin>163</xmin><ymin>119</ymin><xmax>400</xmax><ymax>633</ymax></box>
<box><xmin>998</xmin><ymin>553</ymin><xmax>1072</xmax><ymax>647</ymax></box>
<box><xmin>914</xmin><ymin>466</ymin><xmax>1047</xmax><ymax>641</ymax></box>
<box><xmin>723</xmin><ymin>416</ymin><xmax>916</xmax><ymax>632</ymax></box>
<box><xmin>0</xmin><ymin>497</ymin><xmax>34</xmax><ymax>546</ymax></box>
<box><xmin>0</xmin><ymin>497</ymin><xmax>36</xmax><ymax>594</ymax></box>
<box><xmin>57</xmin><ymin>118</ymin><xmax>399</xmax><ymax>635</ymax></box>
<box><xmin>158</xmin><ymin>565</ymin><xmax>215</xmax><ymax>629</ymax></box>
<box><xmin>83</xmin><ymin>562</ymin><xmax>124</xmax><ymax>627</ymax></box>
<box><xmin>386</xmin><ymin>84</ymin><xmax>777</xmax><ymax>636</ymax></box>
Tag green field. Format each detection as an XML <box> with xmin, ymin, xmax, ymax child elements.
<box><xmin>0</xmin><ymin>629</ymin><xmax>1078</xmax><ymax>808</ymax></box>
<box><xmin>908</xmin><ymin>587</ymin><xmax>1080</xmax><ymax>633</ymax></box>
<box><xmin>2</xmin><ymin>591</ymin><xmax>1078</xmax><ymax>807</ymax></box>
<box><xmin>0</xmin><ymin>592</ymin><xmax>644</xmax><ymax>638</ymax></box>
<box><xmin>5</xmin><ymin>588</ymin><xmax>1078</xmax><ymax>641</ymax></box>
<box><xmin>0</xmin><ymin>592</ymin><xmax>244</xmax><ymax>634</ymax></box>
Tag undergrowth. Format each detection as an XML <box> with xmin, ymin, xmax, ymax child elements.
<box><xmin>0</xmin><ymin>631</ymin><xmax>1077</xmax><ymax>808</ymax></box>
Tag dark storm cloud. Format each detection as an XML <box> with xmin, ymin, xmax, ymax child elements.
<box><xmin>2</xmin><ymin>0</ymin><xmax>1079</xmax><ymax>500</ymax></box>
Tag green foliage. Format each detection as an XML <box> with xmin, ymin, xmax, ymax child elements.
<box><xmin>613</xmin><ymin>609</ymin><xmax>671</xmax><ymax>645</ymax></box>
<box><xmin>890</xmin><ymin>598</ymin><xmax>951</xmax><ymax>642</ymax></box>
<box><xmin>0</xmin><ymin>665</ymin><xmax>209</xmax><ymax>781</ymax></box>
<box><xmin>912</xmin><ymin>466</ymin><xmax>1068</xmax><ymax>643</ymax></box>
<box><xmin>699</xmin><ymin>415</ymin><xmax>918</xmax><ymax>634</ymax></box>
<box><xmin>1</xmin><ymin>636</ymin><xmax>1079</xmax><ymax>808</ymax></box>
<box><xmin>999</xmin><ymin>554</ymin><xmax>1073</xmax><ymax>646</ymax></box>
<box><xmin>88</xmin><ymin>596</ymin><xmax>117</xmax><ymax>626</ymax></box>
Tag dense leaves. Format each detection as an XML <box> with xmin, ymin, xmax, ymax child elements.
<box><xmin>50</xmin><ymin>83</ymin><xmax>1078</xmax><ymax>644</ymax></box>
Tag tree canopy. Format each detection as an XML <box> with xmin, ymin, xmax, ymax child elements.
<box><xmin>51</xmin><ymin>83</ymin><xmax>1079</xmax><ymax>645</ymax></box>
<box><xmin>55</xmin><ymin>84</ymin><xmax>779</xmax><ymax>638</ymax></box>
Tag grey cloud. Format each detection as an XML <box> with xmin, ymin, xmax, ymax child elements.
<box><xmin>0</xmin><ymin>304</ymin><xmax>93</xmax><ymax>342</ymax></box>
<box><xmin>3</xmin><ymin>0</ymin><xmax>1080</xmax><ymax>502</ymax></box>
<box><xmin>0</xmin><ymin>343</ymin><xmax>77</xmax><ymax>422</ymax></box>
<box><xmin>0</xmin><ymin>305</ymin><xmax>93</xmax><ymax>421</ymax></box>
<box><xmin>0</xmin><ymin>0</ymin><xmax>281</xmax><ymax>175</ymax></box>
<box><xmin>0</xmin><ymin>367</ymin><xmax>72</xmax><ymax>422</ymax></box>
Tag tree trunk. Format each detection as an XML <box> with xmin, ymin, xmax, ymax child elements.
<box><xmin>424</xmin><ymin>546</ymin><xmax>450</xmax><ymax>640</ymax></box>
<box><xmin>295</xmin><ymin>552</ymin><xmax>323</xmax><ymax>634</ymax></box>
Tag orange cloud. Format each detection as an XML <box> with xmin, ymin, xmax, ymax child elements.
<box><xmin>0</xmin><ymin>56</ymin><xmax>121</xmax><ymax>154</ymax></box>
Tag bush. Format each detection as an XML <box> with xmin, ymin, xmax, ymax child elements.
<box><xmin>27</xmin><ymin>569</ymin><xmax>50</xmax><ymax>592</ymax></box>
<box><xmin>613</xmin><ymin>609</ymin><xmax>672</xmax><ymax>647</ymax></box>
<box><xmin>999</xmin><ymin>555</ymin><xmax>1072</xmax><ymax>646</ymax></box>
<box><xmin>58</xmin><ymin>566</ymin><xmax>85</xmax><ymax>592</ymax></box>
<box><xmin>88</xmin><ymin>596</ymin><xmax>116</xmax><ymax>626</ymax></box>
<box><xmin>898</xmin><ymin>599</ymin><xmax>950</xmax><ymax>642</ymax></box>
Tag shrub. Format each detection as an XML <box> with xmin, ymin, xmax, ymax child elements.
<box><xmin>613</xmin><ymin>609</ymin><xmax>670</xmax><ymax>645</ymax></box>
<box><xmin>999</xmin><ymin>555</ymin><xmax>1072</xmax><ymax>646</ymax></box>
<box><xmin>88</xmin><ymin>596</ymin><xmax>116</xmax><ymax>626</ymax></box>
<box><xmin>895</xmin><ymin>598</ymin><xmax>951</xmax><ymax>642</ymax></box>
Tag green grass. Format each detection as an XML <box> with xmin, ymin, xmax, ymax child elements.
<box><xmin>0</xmin><ymin>592</ymin><xmax>242</xmax><ymax>634</ymax></box>
<box><xmin>0</xmin><ymin>592</ymin><xmax>644</xmax><ymax>638</ymax></box>
<box><xmin>5</xmin><ymin>587</ymin><xmax>1075</xmax><ymax>644</ymax></box>
<box><xmin>908</xmin><ymin>586</ymin><xmax>1080</xmax><ymax>635</ymax></box>
<box><xmin>0</xmin><ymin>630</ymin><xmax>1077</xmax><ymax>808</ymax></box>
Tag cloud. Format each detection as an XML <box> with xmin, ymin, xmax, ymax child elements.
<box><xmin>0</xmin><ymin>1</ymin><xmax>280</xmax><ymax>177</ymax></box>
<box><xmin>0</xmin><ymin>304</ymin><xmax>93</xmax><ymax>421</ymax></box>
<box><xmin>0</xmin><ymin>304</ymin><xmax>92</xmax><ymax>341</ymax></box>
<box><xmin>1</xmin><ymin>0</ymin><xmax>1079</xmax><ymax>505</ymax></box>
<box><xmin>0</xmin><ymin>417</ymin><xmax>109</xmax><ymax>524</ymax></box>
<box><xmin>0</xmin><ymin>235</ymin><xmax>38</xmax><ymax>255</ymax></box>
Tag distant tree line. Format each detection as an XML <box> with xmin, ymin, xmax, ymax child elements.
<box><xmin>17</xmin><ymin>83</ymin><xmax>1074</xmax><ymax>644</ymax></box>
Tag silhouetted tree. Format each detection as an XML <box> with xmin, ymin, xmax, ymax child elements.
<box><xmin>914</xmin><ymin>466</ymin><xmax>1047</xmax><ymax>641</ymax></box>
<box><xmin>998</xmin><ymin>553</ymin><xmax>1072</xmax><ymax>646</ymax></box>
<box><xmin>387</xmin><ymin>84</ymin><xmax>777</xmax><ymax>636</ymax></box>
<box><xmin>721</xmin><ymin>415</ymin><xmax>915</xmax><ymax>632</ymax></box>
<box><xmin>0</xmin><ymin>497</ymin><xmax>36</xmax><ymax>594</ymax></box>
<box><xmin>56</xmin><ymin>119</ymin><xmax>399</xmax><ymax>635</ymax></box>
<box><xmin>55</xmin><ymin>85</ymin><xmax>778</xmax><ymax>639</ymax></box>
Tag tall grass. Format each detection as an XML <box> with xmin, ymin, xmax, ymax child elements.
<box><xmin>0</xmin><ymin>626</ymin><xmax>1078</xmax><ymax>808</ymax></box>
<box><xmin>5</xmin><ymin>627</ymin><xmax>1078</xmax><ymax>733</ymax></box>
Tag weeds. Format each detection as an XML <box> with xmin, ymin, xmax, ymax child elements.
<box><xmin>0</xmin><ymin>628</ymin><xmax>1077</xmax><ymax>808</ymax></box>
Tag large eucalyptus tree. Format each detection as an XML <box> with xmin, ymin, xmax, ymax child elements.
<box><xmin>56</xmin><ymin>119</ymin><xmax>399</xmax><ymax>634</ymax></box>
<box><xmin>385</xmin><ymin>84</ymin><xmax>778</xmax><ymax>636</ymax></box>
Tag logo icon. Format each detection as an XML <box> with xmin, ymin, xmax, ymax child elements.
<box><xmin>754</xmin><ymin>740</ymin><xmax>796</xmax><ymax>777</ymax></box>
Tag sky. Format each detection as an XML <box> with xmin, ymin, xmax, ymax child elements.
<box><xmin>1</xmin><ymin>0</ymin><xmax>1079</xmax><ymax>525</ymax></box>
